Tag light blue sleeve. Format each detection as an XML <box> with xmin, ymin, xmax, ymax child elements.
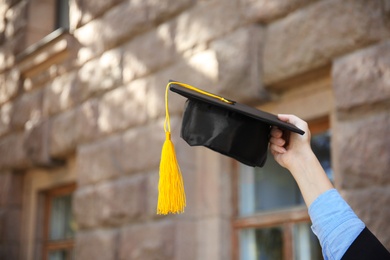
<box><xmin>308</xmin><ymin>189</ymin><xmax>365</xmax><ymax>260</ymax></box>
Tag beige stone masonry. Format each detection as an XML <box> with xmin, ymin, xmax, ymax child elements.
<box><xmin>209</xmin><ymin>25</ymin><xmax>266</xmax><ymax>103</ymax></box>
<box><xmin>75</xmin><ymin>0</ymin><xmax>193</xmax><ymax>63</ymax></box>
<box><xmin>10</xmin><ymin>88</ymin><xmax>42</xmax><ymax>131</ymax></box>
<box><xmin>71</xmin><ymin>0</ymin><xmax>123</xmax><ymax>28</ymax></box>
<box><xmin>0</xmin><ymin>68</ymin><xmax>20</xmax><ymax>106</ymax></box>
<box><xmin>0</xmin><ymin>102</ymin><xmax>11</xmax><ymax>137</ymax></box>
<box><xmin>122</xmin><ymin>22</ymin><xmax>177</xmax><ymax>83</ymax></box>
<box><xmin>241</xmin><ymin>0</ymin><xmax>317</xmax><ymax>23</ymax></box>
<box><xmin>74</xmin><ymin>229</ymin><xmax>119</xmax><ymax>260</ymax></box>
<box><xmin>49</xmin><ymin>108</ymin><xmax>78</xmax><ymax>157</ymax></box>
<box><xmin>73</xmin><ymin>185</ymin><xmax>98</xmax><ymax>229</ymax></box>
<box><xmin>0</xmin><ymin>133</ymin><xmax>31</xmax><ymax>170</ymax></box>
<box><xmin>333</xmin><ymin>110</ymin><xmax>390</xmax><ymax>189</ymax></box>
<box><xmin>42</xmin><ymin>71</ymin><xmax>78</xmax><ymax>117</ymax></box>
<box><xmin>264</xmin><ymin>0</ymin><xmax>390</xmax><ymax>87</ymax></box>
<box><xmin>94</xmin><ymin>175</ymin><xmax>147</xmax><ymax>226</ymax></box>
<box><xmin>78</xmin><ymin>47</ymin><xmax>123</xmax><ymax>97</ymax></box>
<box><xmin>98</xmin><ymin>79</ymin><xmax>148</xmax><ymax>134</ymax></box>
<box><xmin>174</xmin><ymin>1</ymin><xmax>243</xmax><ymax>53</ymax></box>
<box><xmin>333</xmin><ymin>40</ymin><xmax>390</xmax><ymax>110</ymax></box>
<box><xmin>118</xmin><ymin>220</ymin><xmax>175</xmax><ymax>260</ymax></box>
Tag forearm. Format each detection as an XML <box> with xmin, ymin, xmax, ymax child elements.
<box><xmin>288</xmin><ymin>149</ymin><xmax>333</xmax><ymax>208</ymax></box>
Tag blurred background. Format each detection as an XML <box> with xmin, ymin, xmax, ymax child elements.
<box><xmin>0</xmin><ymin>0</ymin><xmax>389</xmax><ymax>259</ymax></box>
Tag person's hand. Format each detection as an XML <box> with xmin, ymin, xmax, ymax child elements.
<box><xmin>269</xmin><ymin>114</ymin><xmax>334</xmax><ymax>207</ymax></box>
<box><xmin>269</xmin><ymin>114</ymin><xmax>312</xmax><ymax>171</ymax></box>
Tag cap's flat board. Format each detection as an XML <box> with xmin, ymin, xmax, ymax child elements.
<box><xmin>169</xmin><ymin>82</ymin><xmax>305</xmax><ymax>135</ymax></box>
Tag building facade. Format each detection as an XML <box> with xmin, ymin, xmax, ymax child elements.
<box><xmin>0</xmin><ymin>0</ymin><xmax>389</xmax><ymax>259</ymax></box>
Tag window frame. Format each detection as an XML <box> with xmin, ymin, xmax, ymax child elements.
<box><xmin>231</xmin><ymin>117</ymin><xmax>330</xmax><ymax>260</ymax></box>
<box><xmin>42</xmin><ymin>183</ymin><xmax>76</xmax><ymax>260</ymax></box>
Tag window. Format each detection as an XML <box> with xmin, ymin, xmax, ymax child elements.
<box><xmin>55</xmin><ymin>0</ymin><xmax>70</xmax><ymax>30</ymax></box>
<box><xmin>25</xmin><ymin>0</ymin><xmax>69</xmax><ymax>47</ymax></box>
<box><xmin>42</xmin><ymin>183</ymin><xmax>76</xmax><ymax>260</ymax></box>
<box><xmin>234</xmin><ymin>119</ymin><xmax>331</xmax><ymax>260</ymax></box>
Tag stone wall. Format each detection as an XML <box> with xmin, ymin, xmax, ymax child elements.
<box><xmin>0</xmin><ymin>0</ymin><xmax>389</xmax><ymax>259</ymax></box>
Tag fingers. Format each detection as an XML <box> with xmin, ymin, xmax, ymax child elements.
<box><xmin>278</xmin><ymin>114</ymin><xmax>308</xmax><ymax>131</ymax></box>
<box><xmin>270</xmin><ymin>127</ymin><xmax>283</xmax><ymax>138</ymax></box>
<box><xmin>270</xmin><ymin>143</ymin><xmax>287</xmax><ymax>154</ymax></box>
<box><xmin>269</xmin><ymin>127</ymin><xmax>287</xmax><ymax>154</ymax></box>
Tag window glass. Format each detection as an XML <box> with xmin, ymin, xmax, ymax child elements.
<box><xmin>294</xmin><ymin>222</ymin><xmax>323</xmax><ymax>260</ymax></box>
<box><xmin>311</xmin><ymin>130</ymin><xmax>332</xmax><ymax>181</ymax></box>
<box><xmin>239</xmin><ymin>131</ymin><xmax>332</xmax><ymax>216</ymax></box>
<box><xmin>49</xmin><ymin>249</ymin><xmax>73</xmax><ymax>260</ymax></box>
<box><xmin>44</xmin><ymin>185</ymin><xmax>75</xmax><ymax>260</ymax></box>
<box><xmin>240</xmin><ymin>226</ymin><xmax>283</xmax><ymax>260</ymax></box>
<box><xmin>49</xmin><ymin>194</ymin><xmax>74</xmax><ymax>241</ymax></box>
<box><xmin>237</xmin><ymin>129</ymin><xmax>331</xmax><ymax>259</ymax></box>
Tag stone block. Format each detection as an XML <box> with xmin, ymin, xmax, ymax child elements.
<box><xmin>333</xmin><ymin>40</ymin><xmax>390</xmax><ymax>110</ymax></box>
<box><xmin>10</xmin><ymin>88</ymin><xmax>42</xmax><ymax>131</ymax></box>
<box><xmin>0</xmin><ymin>172</ymin><xmax>23</xmax><ymax>207</ymax></box>
<box><xmin>23</xmin><ymin>119</ymin><xmax>61</xmax><ymax>167</ymax></box>
<box><xmin>43</xmin><ymin>71</ymin><xmax>79</xmax><ymax>117</ymax></box>
<box><xmin>0</xmin><ymin>69</ymin><xmax>20</xmax><ymax>106</ymax></box>
<box><xmin>4</xmin><ymin>1</ymin><xmax>27</xmax><ymax>39</ymax></box>
<box><xmin>119</xmin><ymin>220</ymin><xmax>175</xmax><ymax>260</ymax></box>
<box><xmin>0</xmin><ymin>102</ymin><xmax>11</xmax><ymax>137</ymax></box>
<box><xmin>174</xmin><ymin>220</ymin><xmax>197</xmax><ymax>260</ymax></box>
<box><xmin>98</xmin><ymin>79</ymin><xmax>147</xmax><ymax>134</ymax></box>
<box><xmin>264</xmin><ymin>0</ymin><xmax>390</xmax><ymax>86</ymax></box>
<box><xmin>174</xmin><ymin>1</ymin><xmax>243</xmax><ymax>53</ymax></box>
<box><xmin>147</xmin><ymin>0</ymin><xmax>194</xmax><ymax>24</ymax></box>
<box><xmin>78</xmin><ymin>48</ymin><xmax>122</xmax><ymax>96</ymax></box>
<box><xmin>241</xmin><ymin>0</ymin><xmax>318</xmax><ymax>23</ymax></box>
<box><xmin>72</xmin><ymin>0</ymin><xmax>123</xmax><ymax>27</ymax></box>
<box><xmin>74</xmin><ymin>229</ymin><xmax>118</xmax><ymax>260</ymax></box>
<box><xmin>333</xmin><ymin>111</ymin><xmax>390</xmax><ymax>189</ymax></box>
<box><xmin>95</xmin><ymin>175</ymin><xmax>147</xmax><ymax>225</ymax></box>
<box><xmin>74</xmin><ymin>1</ymin><xmax>151</xmax><ymax>62</ymax></box>
<box><xmin>75</xmin><ymin>99</ymin><xmax>100</xmax><ymax>143</ymax></box>
<box><xmin>146</xmin><ymin>171</ymin><xmax>159</xmax><ymax>217</ymax></box>
<box><xmin>73</xmin><ymin>186</ymin><xmax>98</xmax><ymax>229</ymax></box>
<box><xmin>123</xmin><ymin>23</ymin><xmax>177</xmax><ymax>83</ymax></box>
<box><xmin>120</xmin><ymin>119</ymin><xmax>170</xmax><ymax>174</ymax></box>
<box><xmin>0</xmin><ymin>45</ymin><xmax>12</xmax><ymax>72</ymax></box>
<box><xmin>342</xmin><ymin>186</ymin><xmax>390</xmax><ymax>248</ymax></box>
<box><xmin>0</xmin><ymin>133</ymin><xmax>30</xmax><ymax>170</ymax></box>
<box><xmin>49</xmin><ymin>109</ymin><xmax>77</xmax><ymax>158</ymax></box>
<box><xmin>197</xmin><ymin>217</ymin><xmax>232</xmax><ymax>259</ymax></box>
<box><xmin>3</xmin><ymin>208</ymin><xmax>21</xmax><ymax>242</ymax></box>
<box><xmin>75</xmin><ymin>134</ymin><xmax>124</xmax><ymax>186</ymax></box>
<box><xmin>209</xmin><ymin>25</ymin><xmax>267</xmax><ymax>103</ymax></box>
<box><xmin>145</xmin><ymin>63</ymin><xmax>210</xmax><ymax>120</ymax></box>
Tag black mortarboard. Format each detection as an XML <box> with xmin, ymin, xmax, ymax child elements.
<box><xmin>169</xmin><ymin>80</ymin><xmax>304</xmax><ymax>167</ymax></box>
<box><xmin>157</xmin><ymin>80</ymin><xmax>304</xmax><ymax>215</ymax></box>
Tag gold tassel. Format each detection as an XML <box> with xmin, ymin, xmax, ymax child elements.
<box><xmin>157</xmin><ymin>83</ymin><xmax>186</xmax><ymax>214</ymax></box>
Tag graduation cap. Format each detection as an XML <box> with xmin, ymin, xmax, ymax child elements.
<box><xmin>157</xmin><ymin>81</ymin><xmax>304</xmax><ymax>215</ymax></box>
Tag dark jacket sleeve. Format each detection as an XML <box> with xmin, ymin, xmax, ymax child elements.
<box><xmin>341</xmin><ymin>227</ymin><xmax>390</xmax><ymax>260</ymax></box>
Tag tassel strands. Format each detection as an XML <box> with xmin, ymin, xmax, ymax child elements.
<box><xmin>157</xmin><ymin>83</ymin><xmax>186</xmax><ymax>214</ymax></box>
